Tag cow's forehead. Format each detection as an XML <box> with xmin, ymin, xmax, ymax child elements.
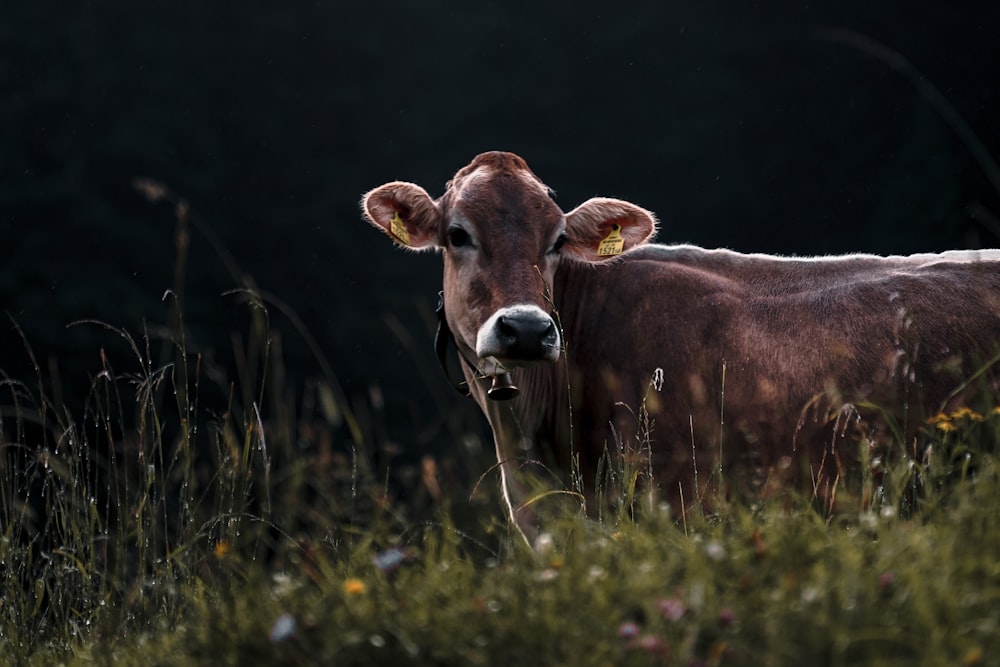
<box><xmin>447</xmin><ymin>150</ymin><xmax>537</xmax><ymax>186</ymax></box>
<box><xmin>442</xmin><ymin>155</ymin><xmax>560</xmax><ymax>230</ymax></box>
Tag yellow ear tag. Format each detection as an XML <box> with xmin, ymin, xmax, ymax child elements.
<box><xmin>389</xmin><ymin>211</ymin><xmax>410</xmax><ymax>245</ymax></box>
<box><xmin>597</xmin><ymin>224</ymin><xmax>625</xmax><ymax>257</ymax></box>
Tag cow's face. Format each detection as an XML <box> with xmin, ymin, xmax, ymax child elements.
<box><xmin>363</xmin><ymin>151</ymin><xmax>656</xmax><ymax>375</ymax></box>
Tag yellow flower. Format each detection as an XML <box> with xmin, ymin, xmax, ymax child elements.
<box><xmin>950</xmin><ymin>407</ymin><xmax>983</xmax><ymax>421</ymax></box>
<box><xmin>213</xmin><ymin>541</ymin><xmax>230</xmax><ymax>558</ymax></box>
<box><xmin>935</xmin><ymin>420</ymin><xmax>956</xmax><ymax>432</ymax></box>
<box><xmin>963</xmin><ymin>646</ymin><xmax>984</xmax><ymax>665</ymax></box>
<box><xmin>926</xmin><ymin>412</ymin><xmax>951</xmax><ymax>425</ymax></box>
<box><xmin>343</xmin><ymin>578</ymin><xmax>366</xmax><ymax>596</ymax></box>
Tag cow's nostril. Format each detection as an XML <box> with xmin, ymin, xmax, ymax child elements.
<box><xmin>497</xmin><ymin>316</ymin><xmax>518</xmax><ymax>344</ymax></box>
<box><xmin>542</xmin><ymin>322</ymin><xmax>558</xmax><ymax>347</ymax></box>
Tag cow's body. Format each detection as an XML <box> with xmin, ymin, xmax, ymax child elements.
<box><xmin>362</xmin><ymin>151</ymin><xmax>1000</xmax><ymax>542</ymax></box>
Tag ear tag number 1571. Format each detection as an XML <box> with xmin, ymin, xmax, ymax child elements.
<box><xmin>597</xmin><ymin>224</ymin><xmax>624</xmax><ymax>257</ymax></box>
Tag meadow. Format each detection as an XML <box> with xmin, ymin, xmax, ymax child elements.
<box><xmin>3</xmin><ymin>202</ymin><xmax>999</xmax><ymax>666</ymax></box>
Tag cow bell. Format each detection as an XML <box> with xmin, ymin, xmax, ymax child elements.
<box><xmin>487</xmin><ymin>372</ymin><xmax>519</xmax><ymax>401</ymax></box>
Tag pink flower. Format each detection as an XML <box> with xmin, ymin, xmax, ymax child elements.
<box><xmin>617</xmin><ymin>622</ymin><xmax>640</xmax><ymax>639</ymax></box>
<box><xmin>636</xmin><ymin>634</ymin><xmax>668</xmax><ymax>655</ymax></box>
<box><xmin>657</xmin><ymin>596</ymin><xmax>686</xmax><ymax>622</ymax></box>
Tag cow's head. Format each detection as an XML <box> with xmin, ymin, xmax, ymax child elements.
<box><xmin>362</xmin><ymin>151</ymin><xmax>657</xmax><ymax>379</ymax></box>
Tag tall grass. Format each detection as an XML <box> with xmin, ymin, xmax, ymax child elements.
<box><xmin>0</xmin><ymin>191</ymin><xmax>494</xmax><ymax>665</ymax></box>
<box><xmin>3</xmin><ymin>191</ymin><xmax>1000</xmax><ymax>665</ymax></box>
<box><xmin>48</xmin><ymin>423</ymin><xmax>1000</xmax><ymax>666</ymax></box>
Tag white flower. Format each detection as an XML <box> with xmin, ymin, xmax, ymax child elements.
<box><xmin>705</xmin><ymin>541</ymin><xmax>726</xmax><ymax>561</ymax></box>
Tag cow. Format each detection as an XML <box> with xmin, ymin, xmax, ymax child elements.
<box><xmin>361</xmin><ymin>150</ymin><xmax>1000</xmax><ymax>543</ymax></box>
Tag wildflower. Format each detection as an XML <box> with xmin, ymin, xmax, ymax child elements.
<box><xmin>617</xmin><ymin>622</ymin><xmax>640</xmax><ymax>640</ymax></box>
<box><xmin>859</xmin><ymin>512</ymin><xmax>878</xmax><ymax>531</ymax></box>
<box><xmin>657</xmin><ymin>501</ymin><xmax>672</xmax><ymax>517</ymax></box>
<box><xmin>271</xmin><ymin>571</ymin><xmax>299</xmax><ymax>597</ymax></box>
<box><xmin>343</xmin><ymin>578</ymin><xmax>367</xmax><ymax>596</ymax></box>
<box><xmin>657</xmin><ymin>596</ymin><xmax>686</xmax><ymax>622</ymax></box>
<box><xmin>269</xmin><ymin>613</ymin><xmax>297</xmax><ymax>643</ymax></box>
<box><xmin>534</xmin><ymin>532</ymin><xmax>555</xmax><ymax>556</ymax></box>
<box><xmin>373</xmin><ymin>547</ymin><xmax>416</xmax><ymax>574</ymax></box>
<box><xmin>926</xmin><ymin>412</ymin><xmax>956</xmax><ymax>431</ymax></box>
<box><xmin>800</xmin><ymin>586</ymin><xmax>820</xmax><ymax>604</ymax></box>
<box><xmin>950</xmin><ymin>407</ymin><xmax>983</xmax><ymax>421</ymax></box>
<box><xmin>635</xmin><ymin>634</ymin><xmax>667</xmax><ymax>655</ymax></box>
<box><xmin>213</xmin><ymin>540</ymin><xmax>231</xmax><ymax>559</ymax></box>
<box><xmin>963</xmin><ymin>646</ymin><xmax>984</xmax><ymax>665</ymax></box>
<box><xmin>535</xmin><ymin>568</ymin><xmax>559</xmax><ymax>582</ymax></box>
<box><xmin>705</xmin><ymin>541</ymin><xmax>726</xmax><ymax>562</ymax></box>
<box><xmin>717</xmin><ymin>608</ymin><xmax>735</xmax><ymax>627</ymax></box>
<box><xmin>587</xmin><ymin>565</ymin><xmax>606</xmax><ymax>583</ymax></box>
<box><xmin>926</xmin><ymin>412</ymin><xmax>951</xmax><ymax>424</ymax></box>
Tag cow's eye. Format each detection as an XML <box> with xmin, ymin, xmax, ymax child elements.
<box><xmin>549</xmin><ymin>233</ymin><xmax>568</xmax><ymax>255</ymax></box>
<box><xmin>447</xmin><ymin>226</ymin><xmax>473</xmax><ymax>248</ymax></box>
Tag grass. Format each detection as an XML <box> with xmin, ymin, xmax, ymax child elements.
<box><xmin>3</xmin><ymin>200</ymin><xmax>1000</xmax><ymax>665</ymax></box>
<box><xmin>9</xmin><ymin>427</ymin><xmax>1000</xmax><ymax>666</ymax></box>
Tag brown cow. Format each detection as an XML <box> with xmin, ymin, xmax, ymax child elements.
<box><xmin>362</xmin><ymin>151</ymin><xmax>1000</xmax><ymax>542</ymax></box>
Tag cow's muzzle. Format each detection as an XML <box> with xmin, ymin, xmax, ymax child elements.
<box><xmin>476</xmin><ymin>305</ymin><xmax>561</xmax><ymax>364</ymax></box>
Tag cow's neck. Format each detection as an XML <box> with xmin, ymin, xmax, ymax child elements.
<box><xmin>550</xmin><ymin>260</ymin><xmax>616</xmax><ymax>347</ymax></box>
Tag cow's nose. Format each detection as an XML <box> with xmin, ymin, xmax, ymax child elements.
<box><xmin>494</xmin><ymin>312</ymin><xmax>559</xmax><ymax>360</ymax></box>
<box><xmin>476</xmin><ymin>305</ymin><xmax>562</xmax><ymax>364</ymax></box>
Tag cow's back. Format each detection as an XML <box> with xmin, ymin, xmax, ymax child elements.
<box><xmin>552</xmin><ymin>246</ymin><xmax>1000</xmax><ymax>504</ymax></box>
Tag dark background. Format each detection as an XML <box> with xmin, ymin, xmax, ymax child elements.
<box><xmin>3</xmin><ymin>1</ymin><xmax>999</xmax><ymax>455</ymax></box>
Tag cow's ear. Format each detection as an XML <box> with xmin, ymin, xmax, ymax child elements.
<box><xmin>362</xmin><ymin>181</ymin><xmax>441</xmax><ymax>250</ymax></box>
<box><xmin>563</xmin><ymin>198</ymin><xmax>657</xmax><ymax>262</ymax></box>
